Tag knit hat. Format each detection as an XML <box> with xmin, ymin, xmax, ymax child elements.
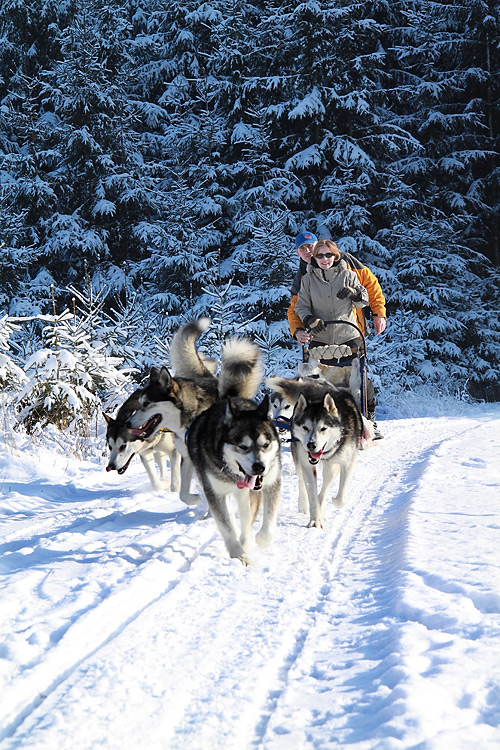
<box><xmin>295</xmin><ymin>231</ymin><xmax>318</xmax><ymax>249</ymax></box>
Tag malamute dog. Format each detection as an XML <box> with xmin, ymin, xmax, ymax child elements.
<box><xmin>104</xmin><ymin>390</ymin><xmax>181</xmax><ymax>492</ymax></box>
<box><xmin>127</xmin><ymin>319</ymin><xmax>263</xmax><ymax>507</ymax></box>
<box><xmin>186</xmin><ymin>395</ymin><xmax>281</xmax><ymax>566</ymax></box>
<box><xmin>267</xmin><ymin>376</ymin><xmax>368</xmax><ymax>528</ymax></box>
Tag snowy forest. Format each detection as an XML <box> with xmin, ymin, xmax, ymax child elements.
<box><xmin>0</xmin><ymin>0</ymin><xmax>500</xmax><ymax>441</ymax></box>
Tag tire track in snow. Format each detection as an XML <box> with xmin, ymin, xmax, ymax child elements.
<box><xmin>36</xmin><ymin>422</ymin><xmax>464</xmax><ymax>750</ymax></box>
<box><xmin>1</xmin><ymin>418</ymin><xmax>489</xmax><ymax>749</ymax></box>
<box><xmin>0</xmin><ymin>506</ymin><xmax>219</xmax><ymax>743</ymax></box>
<box><xmin>251</xmin><ymin>418</ymin><xmax>481</xmax><ymax>748</ymax></box>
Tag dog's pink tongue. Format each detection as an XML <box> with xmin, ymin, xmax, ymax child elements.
<box><xmin>310</xmin><ymin>449</ymin><xmax>323</xmax><ymax>460</ymax></box>
<box><xmin>237</xmin><ymin>474</ymin><xmax>257</xmax><ymax>490</ymax></box>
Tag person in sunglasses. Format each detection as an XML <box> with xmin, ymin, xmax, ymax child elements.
<box><xmin>294</xmin><ymin>238</ymin><xmax>384</xmax><ymax>436</ymax></box>
<box><xmin>288</xmin><ymin>231</ymin><xmax>386</xmax><ymax>346</ymax></box>
<box><xmin>294</xmin><ymin>239</ymin><xmax>369</xmax><ymax>354</ymax></box>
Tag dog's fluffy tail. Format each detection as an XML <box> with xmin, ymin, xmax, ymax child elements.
<box><xmin>219</xmin><ymin>338</ymin><xmax>263</xmax><ymax>399</ymax></box>
<box><xmin>265</xmin><ymin>375</ymin><xmax>310</xmax><ymax>405</ymax></box>
<box><xmin>169</xmin><ymin>317</ymin><xmax>215</xmax><ymax>379</ymax></box>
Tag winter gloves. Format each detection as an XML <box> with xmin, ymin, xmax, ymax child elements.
<box><xmin>304</xmin><ymin>286</ymin><xmax>362</xmax><ymax>334</ymax></box>
<box><xmin>337</xmin><ymin>285</ymin><xmax>362</xmax><ymax>302</ymax></box>
<box><xmin>303</xmin><ymin>316</ymin><xmax>326</xmax><ymax>333</ymax></box>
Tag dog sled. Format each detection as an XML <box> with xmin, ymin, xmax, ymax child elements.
<box><xmin>302</xmin><ymin>319</ymin><xmax>370</xmax><ymax>419</ymax></box>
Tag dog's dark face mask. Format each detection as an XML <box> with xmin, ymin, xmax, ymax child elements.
<box><xmin>223</xmin><ymin>396</ymin><xmax>279</xmax><ymax>490</ymax></box>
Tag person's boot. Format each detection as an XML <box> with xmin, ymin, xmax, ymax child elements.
<box><xmin>368</xmin><ymin>412</ymin><xmax>384</xmax><ymax>440</ymax></box>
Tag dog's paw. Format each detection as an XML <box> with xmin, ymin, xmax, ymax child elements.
<box><xmin>239</xmin><ymin>553</ymin><xmax>254</xmax><ymax>566</ymax></box>
<box><xmin>228</xmin><ymin>542</ymin><xmax>254</xmax><ymax>566</ymax></box>
<box><xmin>151</xmin><ymin>479</ymin><xmax>174</xmax><ymax>493</ymax></box>
<box><xmin>332</xmin><ymin>496</ymin><xmax>345</xmax><ymax>508</ymax></box>
<box><xmin>255</xmin><ymin>529</ymin><xmax>273</xmax><ymax>548</ymax></box>
<box><xmin>180</xmin><ymin>492</ymin><xmax>201</xmax><ymax>506</ymax></box>
<box><xmin>230</xmin><ymin>551</ymin><xmax>254</xmax><ymax>566</ymax></box>
<box><xmin>307</xmin><ymin>518</ymin><xmax>324</xmax><ymax>529</ymax></box>
<box><xmin>298</xmin><ymin>500</ymin><xmax>309</xmax><ymax>514</ymax></box>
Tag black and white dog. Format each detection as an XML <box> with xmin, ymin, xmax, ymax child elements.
<box><xmin>127</xmin><ymin>318</ymin><xmax>264</xmax><ymax>507</ymax></box>
<box><xmin>105</xmin><ymin>389</ymin><xmax>180</xmax><ymax>492</ymax></box>
<box><xmin>186</xmin><ymin>395</ymin><xmax>281</xmax><ymax>566</ymax></box>
<box><xmin>267</xmin><ymin>376</ymin><xmax>372</xmax><ymax>528</ymax></box>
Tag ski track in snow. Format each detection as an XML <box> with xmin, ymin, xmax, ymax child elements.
<box><xmin>1</xmin><ymin>412</ymin><xmax>500</xmax><ymax>749</ymax></box>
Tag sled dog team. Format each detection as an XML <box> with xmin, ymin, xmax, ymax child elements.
<box><xmin>106</xmin><ymin>319</ymin><xmax>375</xmax><ymax>566</ymax></box>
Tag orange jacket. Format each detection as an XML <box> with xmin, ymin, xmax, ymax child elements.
<box><xmin>287</xmin><ymin>261</ymin><xmax>386</xmax><ymax>338</ymax></box>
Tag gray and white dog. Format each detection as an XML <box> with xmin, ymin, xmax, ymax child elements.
<box><xmin>186</xmin><ymin>394</ymin><xmax>281</xmax><ymax>566</ymax></box>
<box><xmin>266</xmin><ymin>376</ymin><xmax>369</xmax><ymax>528</ymax></box>
<box><xmin>105</xmin><ymin>390</ymin><xmax>181</xmax><ymax>492</ymax></box>
<box><xmin>127</xmin><ymin>318</ymin><xmax>264</xmax><ymax>507</ymax></box>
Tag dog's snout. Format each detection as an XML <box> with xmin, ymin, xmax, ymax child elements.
<box><xmin>307</xmin><ymin>440</ymin><xmax>317</xmax><ymax>452</ymax></box>
<box><xmin>252</xmin><ymin>461</ymin><xmax>265</xmax><ymax>476</ymax></box>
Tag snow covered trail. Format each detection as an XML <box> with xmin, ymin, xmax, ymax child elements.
<box><xmin>260</xmin><ymin>415</ymin><xmax>500</xmax><ymax>749</ymax></box>
<box><xmin>1</xmin><ymin>408</ymin><xmax>499</xmax><ymax>749</ymax></box>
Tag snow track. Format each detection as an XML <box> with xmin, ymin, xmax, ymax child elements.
<box><xmin>1</xmin><ymin>411</ymin><xmax>500</xmax><ymax>749</ymax></box>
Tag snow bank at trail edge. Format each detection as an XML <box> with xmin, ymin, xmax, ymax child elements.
<box><xmin>0</xmin><ymin>404</ymin><xmax>500</xmax><ymax>749</ymax></box>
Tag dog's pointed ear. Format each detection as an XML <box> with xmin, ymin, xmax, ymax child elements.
<box><xmin>294</xmin><ymin>393</ymin><xmax>308</xmax><ymax>417</ymax></box>
<box><xmin>324</xmin><ymin>392</ymin><xmax>339</xmax><ymax>417</ymax></box>
<box><xmin>103</xmin><ymin>413</ymin><xmax>113</xmax><ymax>425</ymax></box>
<box><xmin>150</xmin><ymin>365</ymin><xmax>172</xmax><ymax>388</ymax></box>
<box><xmin>256</xmin><ymin>394</ymin><xmax>270</xmax><ymax>418</ymax></box>
<box><xmin>158</xmin><ymin>366</ymin><xmax>173</xmax><ymax>389</ymax></box>
<box><xmin>149</xmin><ymin>366</ymin><xmax>161</xmax><ymax>383</ymax></box>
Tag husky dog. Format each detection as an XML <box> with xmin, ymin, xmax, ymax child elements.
<box><xmin>104</xmin><ymin>390</ymin><xmax>181</xmax><ymax>492</ymax></box>
<box><xmin>270</xmin><ymin>392</ymin><xmax>294</xmax><ymax>440</ymax></box>
<box><xmin>298</xmin><ymin>359</ymin><xmax>363</xmax><ymax>411</ymax></box>
<box><xmin>127</xmin><ymin>319</ymin><xmax>264</xmax><ymax>507</ymax></box>
<box><xmin>186</xmin><ymin>395</ymin><xmax>281</xmax><ymax>566</ymax></box>
<box><xmin>266</xmin><ymin>376</ymin><xmax>368</xmax><ymax>528</ymax></box>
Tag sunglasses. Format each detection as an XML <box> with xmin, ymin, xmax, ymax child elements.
<box><xmin>316</xmin><ymin>252</ymin><xmax>334</xmax><ymax>259</ymax></box>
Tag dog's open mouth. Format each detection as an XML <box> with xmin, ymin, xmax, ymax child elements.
<box><xmin>130</xmin><ymin>414</ymin><xmax>162</xmax><ymax>439</ymax></box>
<box><xmin>308</xmin><ymin>448</ymin><xmax>324</xmax><ymax>465</ymax></box>
<box><xmin>236</xmin><ymin>471</ymin><xmax>264</xmax><ymax>491</ymax></box>
<box><xmin>273</xmin><ymin>417</ymin><xmax>291</xmax><ymax>433</ymax></box>
<box><xmin>106</xmin><ymin>453</ymin><xmax>135</xmax><ymax>474</ymax></box>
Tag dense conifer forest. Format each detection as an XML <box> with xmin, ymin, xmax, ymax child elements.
<box><xmin>0</xmin><ymin>0</ymin><xmax>499</xmax><ymax>435</ymax></box>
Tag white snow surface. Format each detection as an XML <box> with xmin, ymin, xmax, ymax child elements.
<box><xmin>1</xmin><ymin>404</ymin><xmax>500</xmax><ymax>749</ymax></box>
